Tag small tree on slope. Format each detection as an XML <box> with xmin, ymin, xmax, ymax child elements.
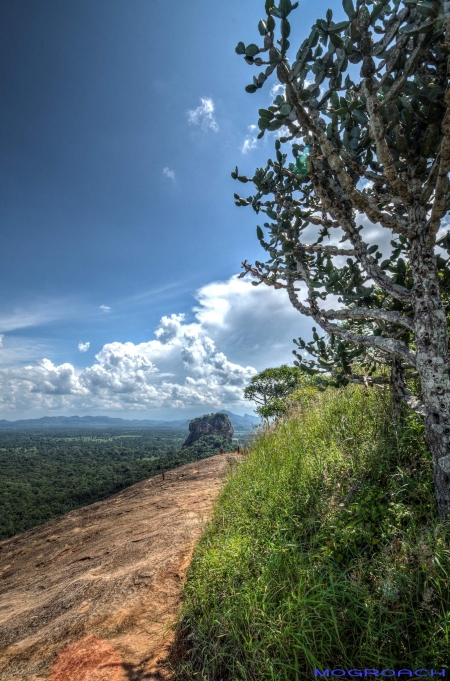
<box><xmin>232</xmin><ymin>0</ymin><xmax>450</xmax><ymax>515</ymax></box>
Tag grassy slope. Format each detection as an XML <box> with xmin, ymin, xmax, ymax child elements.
<box><xmin>176</xmin><ymin>386</ymin><xmax>450</xmax><ymax>679</ymax></box>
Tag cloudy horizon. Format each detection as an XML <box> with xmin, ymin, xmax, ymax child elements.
<box><xmin>0</xmin><ymin>275</ymin><xmax>313</xmax><ymax>420</ymax></box>
<box><xmin>0</xmin><ymin>0</ymin><xmax>340</xmax><ymax>420</ymax></box>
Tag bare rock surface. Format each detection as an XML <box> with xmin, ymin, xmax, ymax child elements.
<box><xmin>0</xmin><ymin>453</ymin><xmax>241</xmax><ymax>680</ymax></box>
<box><xmin>183</xmin><ymin>413</ymin><xmax>233</xmax><ymax>448</ymax></box>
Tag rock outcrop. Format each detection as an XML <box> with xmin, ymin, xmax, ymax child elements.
<box><xmin>183</xmin><ymin>413</ymin><xmax>234</xmax><ymax>448</ymax></box>
<box><xmin>0</xmin><ymin>454</ymin><xmax>241</xmax><ymax>681</ymax></box>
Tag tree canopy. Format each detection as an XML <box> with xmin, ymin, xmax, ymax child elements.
<box><xmin>233</xmin><ymin>0</ymin><xmax>450</xmax><ymax>515</ymax></box>
<box><xmin>244</xmin><ymin>364</ymin><xmax>316</xmax><ymax>418</ymax></box>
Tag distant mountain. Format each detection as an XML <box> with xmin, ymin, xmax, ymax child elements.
<box><xmin>217</xmin><ymin>411</ymin><xmax>260</xmax><ymax>431</ymax></box>
<box><xmin>0</xmin><ymin>412</ymin><xmax>260</xmax><ymax>431</ymax></box>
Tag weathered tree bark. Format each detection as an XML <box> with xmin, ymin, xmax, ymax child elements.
<box><xmin>390</xmin><ymin>357</ymin><xmax>406</xmax><ymax>430</ymax></box>
<box><xmin>410</xmin><ymin>231</ymin><xmax>450</xmax><ymax>517</ymax></box>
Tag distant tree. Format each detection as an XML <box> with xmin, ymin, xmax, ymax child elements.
<box><xmin>244</xmin><ymin>365</ymin><xmax>316</xmax><ymax>419</ymax></box>
<box><xmin>233</xmin><ymin>0</ymin><xmax>450</xmax><ymax>516</ymax></box>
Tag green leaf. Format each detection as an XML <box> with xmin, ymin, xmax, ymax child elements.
<box><xmin>279</xmin><ymin>0</ymin><xmax>292</xmax><ymax>18</ymax></box>
<box><xmin>280</xmin><ymin>103</ymin><xmax>292</xmax><ymax>116</ymax></box>
<box><xmin>258</xmin><ymin>19</ymin><xmax>267</xmax><ymax>36</ymax></box>
<box><xmin>328</xmin><ymin>20</ymin><xmax>350</xmax><ymax>32</ymax></box>
<box><xmin>309</xmin><ymin>27</ymin><xmax>319</xmax><ymax>47</ymax></box>
<box><xmin>257</xmin><ymin>226</ymin><xmax>264</xmax><ymax>240</ymax></box>
<box><xmin>329</xmin><ymin>33</ymin><xmax>343</xmax><ymax>48</ymax></box>
<box><xmin>368</xmin><ymin>244</ymin><xmax>378</xmax><ymax>254</ymax></box>
<box><xmin>268</xmin><ymin>119</ymin><xmax>284</xmax><ymax>130</ymax></box>
<box><xmin>267</xmin><ymin>15</ymin><xmax>275</xmax><ymax>31</ymax></box>
<box><xmin>259</xmin><ymin>108</ymin><xmax>274</xmax><ymax>119</ymax></box>
<box><xmin>371</xmin><ymin>1</ymin><xmax>385</xmax><ymax>22</ymax></box>
<box><xmin>258</xmin><ymin>117</ymin><xmax>271</xmax><ymax>131</ymax></box>
<box><xmin>342</xmin><ymin>0</ymin><xmax>356</xmax><ymax>18</ymax></box>
<box><xmin>330</xmin><ymin>90</ymin><xmax>340</xmax><ymax>109</ymax></box>
<box><xmin>416</xmin><ymin>0</ymin><xmax>437</xmax><ymax>16</ymax></box>
<box><xmin>245</xmin><ymin>84</ymin><xmax>258</xmax><ymax>93</ymax></box>
<box><xmin>281</xmin><ymin>19</ymin><xmax>291</xmax><ymax>38</ymax></box>
<box><xmin>245</xmin><ymin>44</ymin><xmax>260</xmax><ymax>57</ymax></box>
<box><xmin>235</xmin><ymin>42</ymin><xmax>246</xmax><ymax>55</ymax></box>
<box><xmin>353</xmin><ymin>109</ymin><xmax>368</xmax><ymax>125</ymax></box>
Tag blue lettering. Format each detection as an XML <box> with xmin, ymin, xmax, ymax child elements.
<box><xmin>430</xmin><ymin>672</ymin><xmax>445</xmax><ymax>678</ymax></box>
<box><xmin>381</xmin><ymin>672</ymin><xmax>396</xmax><ymax>678</ymax></box>
<box><xmin>365</xmin><ymin>671</ymin><xmax>379</xmax><ymax>677</ymax></box>
<box><xmin>398</xmin><ymin>672</ymin><xmax>412</xmax><ymax>677</ymax></box>
<box><xmin>332</xmin><ymin>671</ymin><xmax>346</xmax><ymax>677</ymax></box>
<box><xmin>315</xmin><ymin>671</ymin><xmax>330</xmax><ymax>678</ymax></box>
<box><xmin>414</xmin><ymin>672</ymin><xmax>429</xmax><ymax>678</ymax></box>
<box><xmin>349</xmin><ymin>671</ymin><xmax>363</xmax><ymax>677</ymax></box>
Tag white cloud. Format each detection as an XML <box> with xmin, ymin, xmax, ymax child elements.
<box><xmin>269</xmin><ymin>83</ymin><xmax>285</xmax><ymax>99</ymax></box>
<box><xmin>272</xmin><ymin>125</ymin><xmax>291</xmax><ymax>139</ymax></box>
<box><xmin>241</xmin><ymin>124</ymin><xmax>259</xmax><ymax>154</ymax></box>
<box><xmin>163</xmin><ymin>167</ymin><xmax>176</xmax><ymax>181</ymax></box>
<box><xmin>99</xmin><ymin>305</ymin><xmax>111</xmax><ymax>313</ymax></box>
<box><xmin>78</xmin><ymin>342</ymin><xmax>90</xmax><ymax>352</ymax></box>
<box><xmin>187</xmin><ymin>98</ymin><xmax>219</xmax><ymax>132</ymax></box>
<box><xmin>0</xmin><ymin>298</ymin><xmax>82</xmax><ymax>334</ymax></box>
<box><xmin>0</xmin><ymin>335</ymin><xmax>3</xmax><ymax>347</ymax></box>
<box><xmin>0</xmin><ymin>276</ymin><xmax>313</xmax><ymax>417</ymax></box>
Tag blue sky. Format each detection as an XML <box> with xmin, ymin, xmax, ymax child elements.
<box><xmin>0</xmin><ymin>0</ymin><xmax>340</xmax><ymax>419</ymax></box>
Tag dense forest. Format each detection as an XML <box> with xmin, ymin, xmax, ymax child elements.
<box><xmin>0</xmin><ymin>427</ymin><xmax>248</xmax><ymax>540</ymax></box>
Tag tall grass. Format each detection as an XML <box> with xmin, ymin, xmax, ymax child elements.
<box><xmin>175</xmin><ymin>386</ymin><xmax>450</xmax><ymax>679</ymax></box>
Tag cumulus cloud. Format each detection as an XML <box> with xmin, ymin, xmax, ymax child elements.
<box><xmin>0</xmin><ymin>276</ymin><xmax>313</xmax><ymax>416</ymax></box>
<box><xmin>99</xmin><ymin>305</ymin><xmax>111</xmax><ymax>312</ymax></box>
<box><xmin>162</xmin><ymin>167</ymin><xmax>176</xmax><ymax>181</ymax></box>
<box><xmin>78</xmin><ymin>342</ymin><xmax>90</xmax><ymax>352</ymax></box>
<box><xmin>187</xmin><ymin>98</ymin><xmax>219</xmax><ymax>132</ymax></box>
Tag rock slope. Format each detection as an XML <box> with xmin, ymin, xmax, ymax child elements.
<box><xmin>0</xmin><ymin>453</ymin><xmax>240</xmax><ymax>681</ymax></box>
<box><xmin>183</xmin><ymin>412</ymin><xmax>233</xmax><ymax>448</ymax></box>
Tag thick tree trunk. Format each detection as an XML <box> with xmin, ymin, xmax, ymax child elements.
<box><xmin>410</xmin><ymin>231</ymin><xmax>450</xmax><ymax>517</ymax></box>
<box><xmin>390</xmin><ymin>357</ymin><xmax>406</xmax><ymax>430</ymax></box>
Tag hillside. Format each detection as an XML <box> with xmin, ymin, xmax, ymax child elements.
<box><xmin>176</xmin><ymin>386</ymin><xmax>450</xmax><ymax>677</ymax></box>
<box><xmin>0</xmin><ymin>452</ymin><xmax>241</xmax><ymax>681</ymax></box>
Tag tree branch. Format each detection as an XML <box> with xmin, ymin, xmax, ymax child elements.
<box><xmin>427</xmin><ymin>85</ymin><xmax>450</xmax><ymax>245</ymax></box>
<box><xmin>276</xmin><ymin>63</ymin><xmax>411</xmax><ymax>236</ymax></box>
<box><xmin>313</xmin><ymin>177</ymin><xmax>413</xmax><ymax>303</ymax></box>
<box><xmin>287</xmin><ymin>281</ymin><xmax>417</xmax><ymax>367</ymax></box>
<box><xmin>301</xmin><ymin>243</ymin><xmax>356</xmax><ymax>256</ymax></box>
<box><xmin>362</xmin><ymin>80</ymin><xmax>412</xmax><ymax>205</ymax></box>
<box><xmin>322</xmin><ymin>306</ymin><xmax>415</xmax><ymax>331</ymax></box>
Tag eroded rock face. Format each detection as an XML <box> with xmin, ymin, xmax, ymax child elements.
<box><xmin>183</xmin><ymin>413</ymin><xmax>234</xmax><ymax>448</ymax></box>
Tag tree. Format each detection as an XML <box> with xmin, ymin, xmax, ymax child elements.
<box><xmin>233</xmin><ymin>0</ymin><xmax>450</xmax><ymax>515</ymax></box>
<box><xmin>244</xmin><ymin>365</ymin><xmax>315</xmax><ymax>419</ymax></box>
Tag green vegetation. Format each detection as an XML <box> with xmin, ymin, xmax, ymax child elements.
<box><xmin>244</xmin><ymin>365</ymin><xmax>319</xmax><ymax>420</ymax></box>
<box><xmin>0</xmin><ymin>427</ymin><xmax>246</xmax><ymax>540</ymax></box>
<box><xmin>177</xmin><ymin>386</ymin><xmax>450</xmax><ymax>678</ymax></box>
<box><xmin>182</xmin><ymin>434</ymin><xmax>235</xmax><ymax>459</ymax></box>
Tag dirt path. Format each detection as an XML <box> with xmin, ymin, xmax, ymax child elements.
<box><xmin>0</xmin><ymin>453</ymin><xmax>241</xmax><ymax>681</ymax></box>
